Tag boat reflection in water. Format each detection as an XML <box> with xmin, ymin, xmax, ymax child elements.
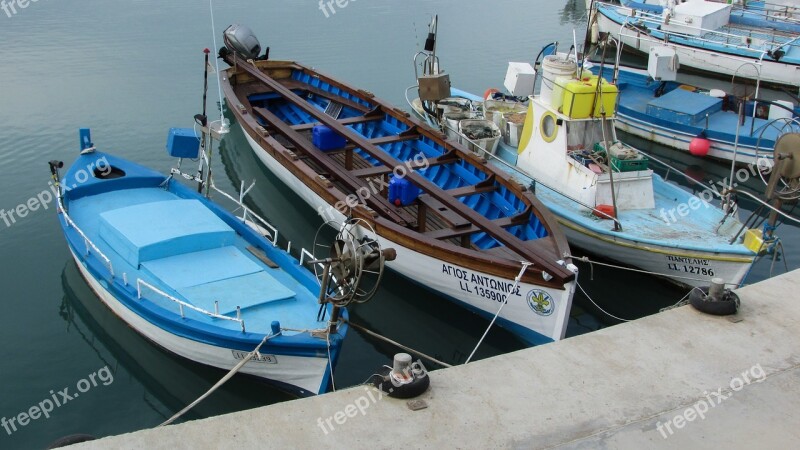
<box><xmin>60</xmin><ymin>260</ymin><xmax>293</xmax><ymax>424</ymax></box>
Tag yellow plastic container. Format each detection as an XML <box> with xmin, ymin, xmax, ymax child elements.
<box><xmin>589</xmin><ymin>77</ymin><xmax>618</xmax><ymax>117</ymax></box>
<box><xmin>743</xmin><ymin>228</ymin><xmax>765</xmax><ymax>253</ymax></box>
<box><xmin>562</xmin><ymin>80</ymin><xmax>595</xmax><ymax>119</ymax></box>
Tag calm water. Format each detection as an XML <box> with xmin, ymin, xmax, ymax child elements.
<box><xmin>0</xmin><ymin>0</ymin><xmax>796</xmax><ymax>448</ymax></box>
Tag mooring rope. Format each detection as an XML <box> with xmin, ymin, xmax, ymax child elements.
<box><xmin>465</xmin><ymin>262</ymin><xmax>531</xmax><ymax>364</ymax></box>
<box><xmin>567</xmin><ymin>254</ymin><xmax>727</xmax><ymax>285</ymax></box>
<box><xmin>344</xmin><ymin>319</ymin><xmax>452</xmax><ymax>368</ymax></box>
<box><xmin>576</xmin><ymin>281</ymin><xmax>634</xmax><ymax>322</ymax></box>
<box><xmin>157</xmin><ymin>332</ymin><xmax>276</xmax><ymax>427</ymax></box>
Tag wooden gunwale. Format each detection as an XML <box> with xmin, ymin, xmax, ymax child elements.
<box><xmin>221</xmin><ymin>59</ymin><xmax>573</xmax><ymax>287</ymax></box>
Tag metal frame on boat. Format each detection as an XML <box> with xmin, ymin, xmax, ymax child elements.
<box><xmin>218</xmin><ymin>37</ymin><xmax>578</xmax><ymax>345</ymax></box>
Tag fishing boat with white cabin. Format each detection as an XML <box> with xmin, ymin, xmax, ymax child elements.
<box><xmin>406</xmin><ymin>23</ymin><xmax>796</xmax><ymax>289</ymax></box>
<box><xmin>218</xmin><ymin>24</ymin><xmax>578</xmax><ymax>346</ymax></box>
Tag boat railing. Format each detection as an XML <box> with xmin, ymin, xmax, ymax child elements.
<box><xmin>58</xmin><ymin>198</ymin><xmax>115</xmax><ymax>278</ymax></box>
<box><xmin>210</xmin><ymin>181</ymin><xmax>279</xmax><ymax>246</ymax></box>
<box><xmin>730</xmin><ymin>2</ymin><xmax>800</xmax><ymax>25</ymax></box>
<box><xmin>614</xmin><ymin>5</ymin><xmax>797</xmax><ymax>53</ymax></box>
<box><xmin>136</xmin><ymin>279</ymin><xmax>247</xmax><ymax>332</ymax></box>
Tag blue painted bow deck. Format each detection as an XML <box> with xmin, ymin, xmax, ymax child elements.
<box><xmin>62</xmin><ymin>153</ymin><xmax>330</xmax><ymax>342</ymax></box>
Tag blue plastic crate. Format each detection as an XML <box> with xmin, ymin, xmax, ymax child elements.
<box><xmin>312</xmin><ymin>126</ymin><xmax>346</xmax><ymax>151</ymax></box>
<box><xmin>166</xmin><ymin>128</ymin><xmax>200</xmax><ymax>158</ymax></box>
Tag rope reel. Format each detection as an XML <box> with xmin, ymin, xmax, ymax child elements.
<box><xmin>309</xmin><ymin>218</ymin><xmax>396</xmax><ymax>308</ymax></box>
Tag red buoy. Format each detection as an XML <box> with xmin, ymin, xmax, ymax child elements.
<box><xmin>483</xmin><ymin>88</ymin><xmax>500</xmax><ymax>100</ymax></box>
<box><xmin>689</xmin><ymin>136</ymin><xmax>711</xmax><ymax>156</ymax></box>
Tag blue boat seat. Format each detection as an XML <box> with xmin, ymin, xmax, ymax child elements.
<box><xmin>142</xmin><ymin>246</ymin><xmax>296</xmax><ymax>314</ymax></box>
<box><xmin>99</xmin><ymin>199</ymin><xmax>236</xmax><ymax>267</ymax></box>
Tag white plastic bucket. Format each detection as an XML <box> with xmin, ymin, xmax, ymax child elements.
<box><xmin>541</xmin><ymin>55</ymin><xmax>577</xmax><ymax>106</ymax></box>
<box><xmin>769</xmin><ymin>100</ymin><xmax>794</xmax><ymax>121</ymax></box>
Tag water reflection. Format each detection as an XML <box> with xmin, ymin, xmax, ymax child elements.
<box><xmin>59</xmin><ymin>260</ymin><xmax>293</xmax><ymax>424</ymax></box>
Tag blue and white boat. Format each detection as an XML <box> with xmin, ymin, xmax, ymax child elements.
<box><xmin>408</xmin><ymin>37</ymin><xmax>769</xmax><ymax>289</ymax></box>
<box><xmin>51</xmin><ymin>126</ymin><xmax>368</xmax><ymax>397</ymax></box>
<box><xmin>588</xmin><ymin>63</ymin><xmax>800</xmax><ymax>164</ymax></box>
<box><xmin>592</xmin><ymin>0</ymin><xmax>800</xmax><ymax>88</ymax></box>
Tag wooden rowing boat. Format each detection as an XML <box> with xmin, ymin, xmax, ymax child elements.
<box><xmin>219</xmin><ymin>52</ymin><xmax>577</xmax><ymax>345</ymax></box>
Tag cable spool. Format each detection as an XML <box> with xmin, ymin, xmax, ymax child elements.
<box><xmin>372</xmin><ymin>353</ymin><xmax>430</xmax><ymax>399</ymax></box>
<box><xmin>310</xmin><ymin>218</ymin><xmax>395</xmax><ymax>308</ymax></box>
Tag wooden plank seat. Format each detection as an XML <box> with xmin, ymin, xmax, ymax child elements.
<box><xmin>424</xmin><ymin>205</ymin><xmax>533</xmax><ymax>241</ymax></box>
<box><xmin>281</xmin><ymin>80</ymin><xmax>371</xmax><ymax>113</ymax></box>
<box><xmin>251</xmin><ymin>106</ymin><xmax>416</xmax><ymax>226</ymax></box>
<box><xmin>291</xmin><ymin>115</ymin><xmax>382</xmax><ymax>132</ymax></box>
<box><xmin>445</xmin><ymin>175</ymin><xmax>499</xmax><ymax>198</ymax></box>
<box><xmin>350</xmin><ymin>150</ymin><xmax>459</xmax><ymax>178</ymax></box>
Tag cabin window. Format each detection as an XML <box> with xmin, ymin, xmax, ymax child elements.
<box><xmin>540</xmin><ymin>112</ymin><xmax>558</xmax><ymax>143</ymax></box>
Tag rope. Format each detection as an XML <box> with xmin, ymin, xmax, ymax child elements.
<box><xmin>344</xmin><ymin>319</ymin><xmax>452</xmax><ymax>368</ymax></box>
<box><xmin>465</xmin><ymin>262</ymin><xmax>531</xmax><ymax>364</ymax></box>
<box><xmin>568</xmin><ymin>255</ymin><xmax>734</xmax><ymax>286</ymax></box>
<box><xmin>157</xmin><ymin>332</ymin><xmax>276</xmax><ymax>427</ymax></box>
<box><xmin>326</xmin><ymin>332</ymin><xmax>336</xmax><ymax>392</ymax></box>
<box><xmin>576</xmin><ymin>281</ymin><xmax>633</xmax><ymax>322</ymax></box>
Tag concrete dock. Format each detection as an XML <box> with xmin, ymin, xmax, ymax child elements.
<box><xmin>74</xmin><ymin>270</ymin><xmax>800</xmax><ymax>449</ymax></box>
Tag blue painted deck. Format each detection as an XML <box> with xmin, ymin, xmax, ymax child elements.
<box><xmin>61</xmin><ymin>152</ymin><xmax>337</xmax><ymax>345</ymax></box>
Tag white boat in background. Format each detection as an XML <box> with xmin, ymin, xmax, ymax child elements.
<box><xmin>590</xmin><ymin>0</ymin><xmax>800</xmax><ymax>89</ymax></box>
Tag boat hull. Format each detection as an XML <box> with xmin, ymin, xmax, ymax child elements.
<box><xmin>614</xmin><ymin>110</ymin><xmax>766</xmax><ymax>165</ymax></box>
<box><xmin>553</xmin><ymin>216</ymin><xmax>753</xmax><ymax>288</ymax></box>
<box><xmin>69</xmin><ymin>248</ymin><xmax>330</xmax><ymax>397</ymax></box>
<box><xmin>241</xmin><ymin>130</ymin><xmax>575</xmax><ymax>344</ymax></box>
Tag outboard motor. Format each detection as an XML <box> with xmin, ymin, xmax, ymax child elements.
<box><xmin>222</xmin><ymin>24</ymin><xmax>263</xmax><ymax>60</ymax></box>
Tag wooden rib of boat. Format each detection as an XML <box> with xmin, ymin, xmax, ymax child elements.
<box><xmin>219</xmin><ymin>53</ymin><xmax>577</xmax><ymax>345</ymax></box>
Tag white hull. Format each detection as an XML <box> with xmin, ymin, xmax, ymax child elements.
<box><xmin>243</xmin><ymin>131</ymin><xmax>575</xmax><ymax>343</ymax></box>
<box><xmin>614</xmin><ymin>111</ymin><xmax>765</xmax><ymax>165</ymax></box>
<box><xmin>70</xmin><ymin>250</ymin><xmax>329</xmax><ymax>396</ymax></box>
<box><xmin>597</xmin><ymin>9</ymin><xmax>800</xmax><ymax>88</ymax></box>
<box><xmin>555</xmin><ymin>217</ymin><xmax>753</xmax><ymax>288</ymax></box>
